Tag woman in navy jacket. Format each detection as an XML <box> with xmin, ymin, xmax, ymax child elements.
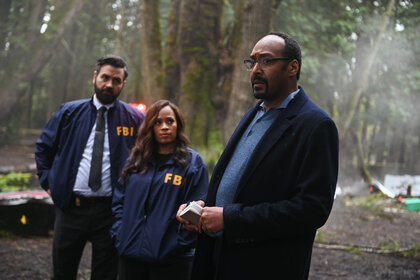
<box><xmin>111</xmin><ymin>100</ymin><xmax>208</xmax><ymax>280</ymax></box>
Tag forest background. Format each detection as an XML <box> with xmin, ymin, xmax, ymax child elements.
<box><xmin>1</xmin><ymin>0</ymin><xmax>419</xmax><ymax>188</ymax></box>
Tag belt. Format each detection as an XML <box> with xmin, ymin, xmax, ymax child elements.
<box><xmin>72</xmin><ymin>192</ymin><xmax>112</xmax><ymax>207</ymax></box>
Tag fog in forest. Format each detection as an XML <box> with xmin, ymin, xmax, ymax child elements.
<box><xmin>1</xmin><ymin>0</ymin><xmax>419</xmax><ymax>197</ymax></box>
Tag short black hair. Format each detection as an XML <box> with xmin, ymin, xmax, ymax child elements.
<box><xmin>96</xmin><ymin>54</ymin><xmax>128</xmax><ymax>80</ymax></box>
<box><xmin>268</xmin><ymin>32</ymin><xmax>302</xmax><ymax>80</ymax></box>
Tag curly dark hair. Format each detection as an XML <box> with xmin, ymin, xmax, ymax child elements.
<box><xmin>121</xmin><ymin>100</ymin><xmax>190</xmax><ymax>181</ymax></box>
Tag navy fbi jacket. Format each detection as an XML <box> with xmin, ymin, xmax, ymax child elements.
<box><xmin>111</xmin><ymin>148</ymin><xmax>209</xmax><ymax>264</ymax></box>
<box><xmin>35</xmin><ymin>97</ymin><xmax>144</xmax><ymax>209</ymax></box>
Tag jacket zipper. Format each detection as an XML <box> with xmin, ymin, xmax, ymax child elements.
<box><xmin>138</xmin><ymin>166</ymin><xmax>157</xmax><ymax>253</ymax></box>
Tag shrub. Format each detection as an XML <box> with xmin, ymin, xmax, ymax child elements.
<box><xmin>0</xmin><ymin>172</ymin><xmax>32</xmax><ymax>192</ymax></box>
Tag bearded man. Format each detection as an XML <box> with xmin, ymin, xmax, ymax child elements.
<box><xmin>36</xmin><ymin>55</ymin><xmax>144</xmax><ymax>280</ymax></box>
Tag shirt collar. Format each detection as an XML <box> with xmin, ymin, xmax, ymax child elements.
<box><xmin>260</xmin><ymin>88</ymin><xmax>300</xmax><ymax>111</ymax></box>
<box><xmin>93</xmin><ymin>94</ymin><xmax>115</xmax><ymax>110</ymax></box>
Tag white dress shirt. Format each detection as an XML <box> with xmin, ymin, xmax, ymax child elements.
<box><xmin>73</xmin><ymin>94</ymin><xmax>114</xmax><ymax>197</ymax></box>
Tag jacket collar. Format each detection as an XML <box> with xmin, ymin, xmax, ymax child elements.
<box><xmin>229</xmin><ymin>86</ymin><xmax>308</xmax><ymax>199</ymax></box>
<box><xmin>222</xmin><ymin>86</ymin><xmax>306</xmax><ymax>160</ymax></box>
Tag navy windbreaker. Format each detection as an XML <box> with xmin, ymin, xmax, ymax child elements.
<box><xmin>111</xmin><ymin>148</ymin><xmax>208</xmax><ymax>263</ymax></box>
<box><xmin>35</xmin><ymin>97</ymin><xmax>144</xmax><ymax>209</ymax></box>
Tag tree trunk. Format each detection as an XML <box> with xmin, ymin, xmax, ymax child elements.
<box><xmin>0</xmin><ymin>0</ymin><xmax>12</xmax><ymax>58</ymax></box>
<box><xmin>352</xmin><ymin>128</ymin><xmax>372</xmax><ymax>184</ymax></box>
<box><xmin>139</xmin><ymin>0</ymin><xmax>164</xmax><ymax>105</ymax></box>
<box><xmin>223</xmin><ymin>0</ymin><xmax>272</xmax><ymax>143</ymax></box>
<box><xmin>178</xmin><ymin>0</ymin><xmax>223</xmax><ymax>146</ymax></box>
<box><xmin>163</xmin><ymin>0</ymin><xmax>182</xmax><ymax>102</ymax></box>
<box><xmin>45</xmin><ymin>0</ymin><xmax>105</xmax><ymax>121</ymax></box>
<box><xmin>340</xmin><ymin>0</ymin><xmax>395</xmax><ymax>140</ymax></box>
<box><xmin>26</xmin><ymin>1</ymin><xmax>48</xmax><ymax>44</ymax></box>
<box><xmin>353</xmin><ymin>96</ymin><xmax>373</xmax><ymax>183</ymax></box>
<box><xmin>49</xmin><ymin>25</ymin><xmax>79</xmax><ymax>110</ymax></box>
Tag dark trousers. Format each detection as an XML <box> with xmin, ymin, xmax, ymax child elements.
<box><xmin>52</xmin><ymin>195</ymin><xmax>118</xmax><ymax>280</ymax></box>
<box><xmin>118</xmin><ymin>257</ymin><xmax>192</xmax><ymax>280</ymax></box>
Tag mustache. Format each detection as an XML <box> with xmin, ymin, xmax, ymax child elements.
<box><xmin>99</xmin><ymin>88</ymin><xmax>113</xmax><ymax>94</ymax></box>
<box><xmin>94</xmin><ymin>82</ymin><xmax>114</xmax><ymax>95</ymax></box>
<box><xmin>252</xmin><ymin>75</ymin><xmax>267</xmax><ymax>85</ymax></box>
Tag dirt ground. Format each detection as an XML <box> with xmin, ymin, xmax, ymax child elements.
<box><xmin>310</xmin><ymin>198</ymin><xmax>420</xmax><ymax>280</ymax></box>
<box><xmin>0</xmin><ymin>197</ymin><xmax>419</xmax><ymax>280</ymax></box>
<box><xmin>0</xmin><ymin>138</ymin><xmax>419</xmax><ymax>279</ymax></box>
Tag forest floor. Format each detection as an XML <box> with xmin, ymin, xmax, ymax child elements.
<box><xmin>0</xmin><ymin>135</ymin><xmax>419</xmax><ymax>279</ymax></box>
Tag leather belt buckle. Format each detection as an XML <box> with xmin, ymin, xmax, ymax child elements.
<box><xmin>75</xmin><ymin>196</ymin><xmax>81</xmax><ymax>207</ymax></box>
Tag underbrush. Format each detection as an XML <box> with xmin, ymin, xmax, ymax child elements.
<box><xmin>343</xmin><ymin>193</ymin><xmax>406</xmax><ymax>215</ymax></box>
<box><xmin>0</xmin><ymin>172</ymin><xmax>33</xmax><ymax>192</ymax></box>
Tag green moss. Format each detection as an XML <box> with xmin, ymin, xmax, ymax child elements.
<box><xmin>379</xmin><ymin>236</ymin><xmax>400</xmax><ymax>252</ymax></box>
<box><xmin>0</xmin><ymin>172</ymin><xmax>32</xmax><ymax>192</ymax></box>
<box><xmin>345</xmin><ymin>245</ymin><xmax>362</xmax><ymax>254</ymax></box>
<box><xmin>344</xmin><ymin>192</ymin><xmax>405</xmax><ymax>215</ymax></box>
<box><xmin>0</xmin><ymin>230</ymin><xmax>16</xmax><ymax>240</ymax></box>
<box><xmin>400</xmin><ymin>243</ymin><xmax>420</xmax><ymax>259</ymax></box>
<box><xmin>181</xmin><ymin>49</ymin><xmax>218</xmax><ymax>146</ymax></box>
<box><xmin>380</xmin><ymin>238</ymin><xmax>420</xmax><ymax>259</ymax></box>
<box><xmin>315</xmin><ymin>229</ymin><xmax>325</xmax><ymax>243</ymax></box>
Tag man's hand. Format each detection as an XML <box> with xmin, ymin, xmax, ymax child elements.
<box><xmin>199</xmin><ymin>206</ymin><xmax>224</xmax><ymax>235</ymax></box>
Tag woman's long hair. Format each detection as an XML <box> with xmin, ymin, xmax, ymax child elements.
<box><xmin>121</xmin><ymin>100</ymin><xmax>190</xmax><ymax>182</ymax></box>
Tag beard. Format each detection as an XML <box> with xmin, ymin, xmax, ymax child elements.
<box><xmin>253</xmin><ymin>91</ymin><xmax>266</xmax><ymax>100</ymax></box>
<box><xmin>94</xmin><ymin>80</ymin><xmax>122</xmax><ymax>105</ymax></box>
<box><xmin>252</xmin><ymin>76</ymin><xmax>269</xmax><ymax>100</ymax></box>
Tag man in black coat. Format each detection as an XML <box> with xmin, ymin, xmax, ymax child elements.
<box><xmin>177</xmin><ymin>32</ymin><xmax>339</xmax><ymax>280</ymax></box>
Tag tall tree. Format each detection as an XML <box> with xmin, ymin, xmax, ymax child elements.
<box><xmin>0</xmin><ymin>0</ymin><xmax>12</xmax><ymax>68</ymax></box>
<box><xmin>223</xmin><ymin>0</ymin><xmax>272</xmax><ymax>142</ymax></box>
<box><xmin>163</xmin><ymin>0</ymin><xmax>182</xmax><ymax>102</ymax></box>
<box><xmin>177</xmin><ymin>0</ymin><xmax>223</xmax><ymax>146</ymax></box>
<box><xmin>139</xmin><ymin>0</ymin><xmax>164</xmax><ymax>104</ymax></box>
<box><xmin>340</xmin><ymin>0</ymin><xmax>396</xmax><ymax>141</ymax></box>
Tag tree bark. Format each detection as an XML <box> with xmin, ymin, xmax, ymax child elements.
<box><xmin>0</xmin><ymin>0</ymin><xmax>12</xmax><ymax>55</ymax></box>
<box><xmin>163</xmin><ymin>0</ymin><xmax>182</xmax><ymax>102</ymax></box>
<box><xmin>139</xmin><ymin>0</ymin><xmax>164</xmax><ymax>105</ymax></box>
<box><xmin>223</xmin><ymin>0</ymin><xmax>272</xmax><ymax>143</ymax></box>
<box><xmin>26</xmin><ymin>1</ymin><xmax>48</xmax><ymax>44</ymax></box>
<box><xmin>178</xmin><ymin>0</ymin><xmax>223</xmax><ymax>146</ymax></box>
<box><xmin>352</xmin><ymin>128</ymin><xmax>372</xmax><ymax>184</ymax></box>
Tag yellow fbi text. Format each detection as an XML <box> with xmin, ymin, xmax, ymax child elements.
<box><xmin>164</xmin><ymin>173</ymin><xmax>185</xmax><ymax>186</ymax></box>
<box><xmin>116</xmin><ymin>126</ymin><xmax>135</xmax><ymax>136</ymax></box>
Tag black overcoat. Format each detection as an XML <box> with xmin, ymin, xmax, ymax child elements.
<box><xmin>192</xmin><ymin>87</ymin><xmax>339</xmax><ymax>280</ymax></box>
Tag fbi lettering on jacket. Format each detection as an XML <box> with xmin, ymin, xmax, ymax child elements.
<box><xmin>164</xmin><ymin>173</ymin><xmax>185</xmax><ymax>187</ymax></box>
<box><xmin>116</xmin><ymin>126</ymin><xmax>135</xmax><ymax>136</ymax></box>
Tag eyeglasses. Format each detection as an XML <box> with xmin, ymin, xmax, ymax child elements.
<box><xmin>243</xmin><ymin>57</ymin><xmax>293</xmax><ymax>71</ymax></box>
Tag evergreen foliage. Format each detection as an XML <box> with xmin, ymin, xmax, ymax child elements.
<box><xmin>1</xmin><ymin>0</ymin><xmax>419</xmax><ymax>183</ymax></box>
